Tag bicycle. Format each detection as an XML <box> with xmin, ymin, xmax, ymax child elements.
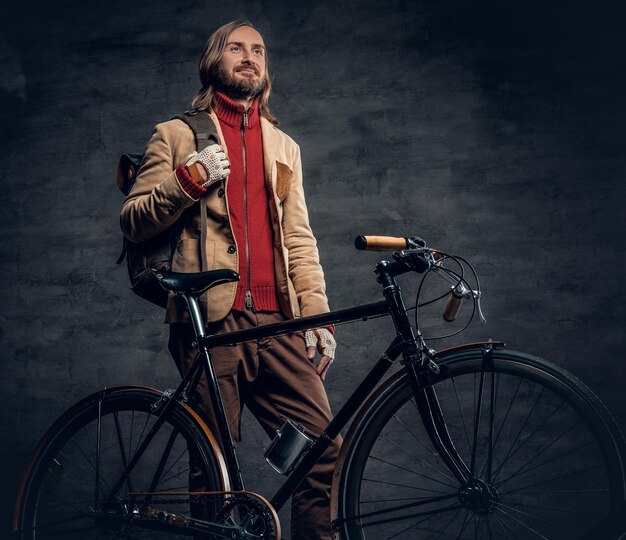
<box><xmin>12</xmin><ymin>235</ymin><xmax>626</xmax><ymax>539</ymax></box>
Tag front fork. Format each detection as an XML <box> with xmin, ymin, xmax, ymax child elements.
<box><xmin>376</xmin><ymin>260</ymin><xmax>472</xmax><ymax>485</ymax></box>
<box><xmin>405</xmin><ymin>361</ymin><xmax>472</xmax><ymax>484</ymax></box>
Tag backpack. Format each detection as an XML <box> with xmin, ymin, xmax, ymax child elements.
<box><xmin>116</xmin><ymin>110</ymin><xmax>220</xmax><ymax>307</ymax></box>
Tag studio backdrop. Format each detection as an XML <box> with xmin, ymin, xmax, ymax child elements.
<box><xmin>1</xmin><ymin>0</ymin><xmax>625</xmax><ymax>536</ymax></box>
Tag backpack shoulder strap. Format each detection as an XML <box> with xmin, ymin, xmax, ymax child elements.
<box><xmin>171</xmin><ymin>109</ymin><xmax>220</xmax><ymax>151</ymax></box>
<box><xmin>170</xmin><ymin>110</ymin><xmax>219</xmax><ymax>280</ymax></box>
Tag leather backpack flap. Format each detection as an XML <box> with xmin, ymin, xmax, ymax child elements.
<box><xmin>116</xmin><ymin>153</ymin><xmax>143</xmax><ymax>195</ymax></box>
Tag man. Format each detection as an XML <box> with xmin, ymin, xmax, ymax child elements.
<box><xmin>120</xmin><ymin>20</ymin><xmax>339</xmax><ymax>540</ymax></box>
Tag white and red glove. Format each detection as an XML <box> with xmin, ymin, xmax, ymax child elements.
<box><xmin>186</xmin><ymin>143</ymin><xmax>230</xmax><ymax>188</ymax></box>
<box><xmin>305</xmin><ymin>327</ymin><xmax>336</xmax><ymax>381</ymax></box>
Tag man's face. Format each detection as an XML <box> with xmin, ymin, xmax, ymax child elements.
<box><xmin>215</xmin><ymin>26</ymin><xmax>267</xmax><ymax>99</ymax></box>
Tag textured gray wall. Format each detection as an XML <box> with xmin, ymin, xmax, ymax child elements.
<box><xmin>2</xmin><ymin>0</ymin><xmax>625</xmax><ymax>536</ymax></box>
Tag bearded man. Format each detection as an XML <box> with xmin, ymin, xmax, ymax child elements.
<box><xmin>120</xmin><ymin>20</ymin><xmax>339</xmax><ymax>540</ymax></box>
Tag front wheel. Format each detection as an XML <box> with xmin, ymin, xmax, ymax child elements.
<box><xmin>336</xmin><ymin>349</ymin><xmax>626</xmax><ymax>539</ymax></box>
<box><xmin>13</xmin><ymin>386</ymin><xmax>227</xmax><ymax>539</ymax></box>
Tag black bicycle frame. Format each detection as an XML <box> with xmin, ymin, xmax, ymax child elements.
<box><xmin>191</xmin><ymin>259</ymin><xmax>470</xmax><ymax>510</ymax></box>
<box><xmin>108</xmin><ymin>259</ymin><xmax>472</xmax><ymax>514</ymax></box>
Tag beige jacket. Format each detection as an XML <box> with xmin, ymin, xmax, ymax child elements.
<box><xmin>120</xmin><ymin>112</ymin><xmax>329</xmax><ymax>324</ymax></box>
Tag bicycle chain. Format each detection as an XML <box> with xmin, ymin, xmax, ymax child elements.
<box><xmin>127</xmin><ymin>491</ymin><xmax>279</xmax><ymax>539</ymax></box>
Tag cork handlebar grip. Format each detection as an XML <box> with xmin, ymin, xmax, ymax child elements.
<box><xmin>354</xmin><ymin>235</ymin><xmax>410</xmax><ymax>251</ymax></box>
<box><xmin>443</xmin><ymin>293</ymin><xmax>464</xmax><ymax>322</ymax></box>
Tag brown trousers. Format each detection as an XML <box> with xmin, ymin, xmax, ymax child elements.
<box><xmin>168</xmin><ymin>309</ymin><xmax>341</xmax><ymax>540</ymax></box>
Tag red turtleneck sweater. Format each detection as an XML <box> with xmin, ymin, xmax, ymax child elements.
<box><xmin>177</xmin><ymin>92</ymin><xmax>279</xmax><ymax>312</ymax></box>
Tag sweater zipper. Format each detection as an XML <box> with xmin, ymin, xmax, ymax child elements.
<box><xmin>242</xmin><ymin>109</ymin><xmax>254</xmax><ymax>310</ymax></box>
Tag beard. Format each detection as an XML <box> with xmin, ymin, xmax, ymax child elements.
<box><xmin>213</xmin><ymin>65</ymin><xmax>266</xmax><ymax>99</ymax></box>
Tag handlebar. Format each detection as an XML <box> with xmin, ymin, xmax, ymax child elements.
<box><xmin>355</xmin><ymin>234</ymin><xmax>482</xmax><ymax>324</ymax></box>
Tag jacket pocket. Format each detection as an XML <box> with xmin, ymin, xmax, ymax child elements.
<box><xmin>275</xmin><ymin>161</ymin><xmax>293</xmax><ymax>202</ymax></box>
<box><xmin>172</xmin><ymin>238</ymin><xmax>202</xmax><ymax>272</ymax></box>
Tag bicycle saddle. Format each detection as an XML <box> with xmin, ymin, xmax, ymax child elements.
<box><xmin>152</xmin><ymin>269</ymin><xmax>240</xmax><ymax>296</ymax></box>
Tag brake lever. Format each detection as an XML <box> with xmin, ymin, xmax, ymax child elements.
<box><xmin>406</xmin><ymin>236</ymin><xmax>427</xmax><ymax>249</ymax></box>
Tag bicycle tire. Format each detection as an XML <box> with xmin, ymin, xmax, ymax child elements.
<box><xmin>335</xmin><ymin>348</ymin><xmax>626</xmax><ymax>539</ymax></box>
<box><xmin>13</xmin><ymin>386</ymin><xmax>228</xmax><ymax>540</ymax></box>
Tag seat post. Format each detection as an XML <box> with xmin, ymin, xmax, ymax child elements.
<box><xmin>183</xmin><ymin>293</ymin><xmax>206</xmax><ymax>339</ymax></box>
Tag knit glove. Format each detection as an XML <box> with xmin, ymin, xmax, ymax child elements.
<box><xmin>186</xmin><ymin>144</ymin><xmax>230</xmax><ymax>188</ymax></box>
<box><xmin>305</xmin><ymin>328</ymin><xmax>336</xmax><ymax>381</ymax></box>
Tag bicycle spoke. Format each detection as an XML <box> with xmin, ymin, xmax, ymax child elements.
<box><xmin>497</xmin><ymin>498</ymin><xmax>602</xmax><ymax>518</ymax></box>
<box><xmin>363</xmin><ymin>503</ymin><xmax>464</xmax><ymax>528</ymax></box>
<box><xmin>114</xmin><ymin>411</ymin><xmax>134</xmax><ymax>495</ymax></box>
<box><xmin>384</xmin><ymin>506</ymin><xmax>449</xmax><ymax>540</ymax></box>
<box><xmin>492</xmin><ymin>511</ymin><xmax>520</xmax><ymax>540</ymax></box>
<box><xmin>500</xmin><ymin>463</ymin><xmax>606</xmax><ymax>495</ymax></box>
<box><xmin>29</xmin><ymin>510</ymin><xmax>93</xmax><ymax>531</ymax></box>
<box><xmin>368</xmin><ymin>454</ymin><xmax>458</xmax><ymax>489</ymax></box>
<box><xmin>474</xmin><ymin>513</ymin><xmax>481</xmax><ymax>539</ymax></box>
<box><xmin>450</xmin><ymin>377</ymin><xmax>473</xmax><ymax>454</ymax></box>
<box><xmin>492</xmin><ymin>398</ymin><xmax>568</xmax><ymax>485</ymax></box>
<box><xmin>159</xmin><ymin>466</ymin><xmax>191</xmax><ymax>486</ymax></box>
<box><xmin>361</xmin><ymin>495</ymin><xmax>443</xmax><ymax>503</ymax></box>
<box><xmin>485</xmin><ymin>513</ymin><xmax>495</xmax><ymax>540</ymax></box>
<box><xmin>494</xmin><ymin>422</ymin><xmax>587</xmax><ymax>488</ymax></box>
<box><xmin>31</xmin><ymin>525</ymin><xmax>103</xmax><ymax>539</ymax></box>
<box><xmin>494</xmin><ymin>500</ymin><xmax>578</xmax><ymax>535</ymax></box>
<box><xmin>157</xmin><ymin>445</ymin><xmax>189</xmax><ymax>485</ymax></box>
<box><xmin>494</xmin><ymin>506</ymin><xmax>549</xmax><ymax>539</ymax></box>
<box><xmin>28</xmin><ymin>497</ymin><xmax>100</xmax><ymax>510</ymax></box>
<box><xmin>377</xmin><ymin>432</ymin><xmax>461</xmax><ymax>483</ymax></box>
<box><xmin>431</xmin><ymin>507</ymin><xmax>465</xmax><ymax>539</ymax></box>
<box><xmin>69</xmin><ymin>435</ymin><xmax>114</xmax><ymax>496</ymax></box>
<box><xmin>490</xmin><ymin>386</ymin><xmax>547</xmax><ymax>483</ymax></box>
<box><xmin>393</xmin><ymin>410</ymin><xmax>457</xmax><ymax>482</ymax></box>
<box><xmin>456</xmin><ymin>509</ymin><xmax>472</xmax><ymax>538</ymax></box>
<box><xmin>503</xmin><ymin>488</ymin><xmax>609</xmax><ymax>495</ymax></box>
<box><xmin>490</xmin><ymin>376</ymin><xmax>523</xmax><ymax>458</ymax></box>
<box><xmin>134</xmin><ymin>411</ymin><xmax>153</xmax><ymax>459</ymax></box>
<box><xmin>362</xmin><ymin>477</ymin><xmax>451</xmax><ymax>495</ymax></box>
<box><xmin>37</xmin><ymin>487</ymin><xmax>92</xmax><ymax>518</ymax></box>
<box><xmin>128</xmin><ymin>409</ymin><xmax>135</xmax><ymax>473</ymax></box>
<box><xmin>354</xmin><ymin>493</ymin><xmax>458</xmax><ymax>521</ymax></box>
<box><xmin>72</xmin><ymin>431</ymin><xmax>96</xmax><ymax>473</ymax></box>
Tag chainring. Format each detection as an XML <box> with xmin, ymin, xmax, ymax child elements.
<box><xmin>217</xmin><ymin>493</ymin><xmax>279</xmax><ymax>540</ymax></box>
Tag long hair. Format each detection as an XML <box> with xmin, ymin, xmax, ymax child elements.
<box><xmin>191</xmin><ymin>20</ymin><xmax>278</xmax><ymax>126</ymax></box>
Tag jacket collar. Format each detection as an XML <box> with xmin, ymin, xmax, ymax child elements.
<box><xmin>260</xmin><ymin>117</ymin><xmax>283</xmax><ymax>188</ymax></box>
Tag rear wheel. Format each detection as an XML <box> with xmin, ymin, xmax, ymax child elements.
<box><xmin>14</xmin><ymin>387</ymin><xmax>226</xmax><ymax>539</ymax></box>
<box><xmin>337</xmin><ymin>349</ymin><xmax>626</xmax><ymax>539</ymax></box>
